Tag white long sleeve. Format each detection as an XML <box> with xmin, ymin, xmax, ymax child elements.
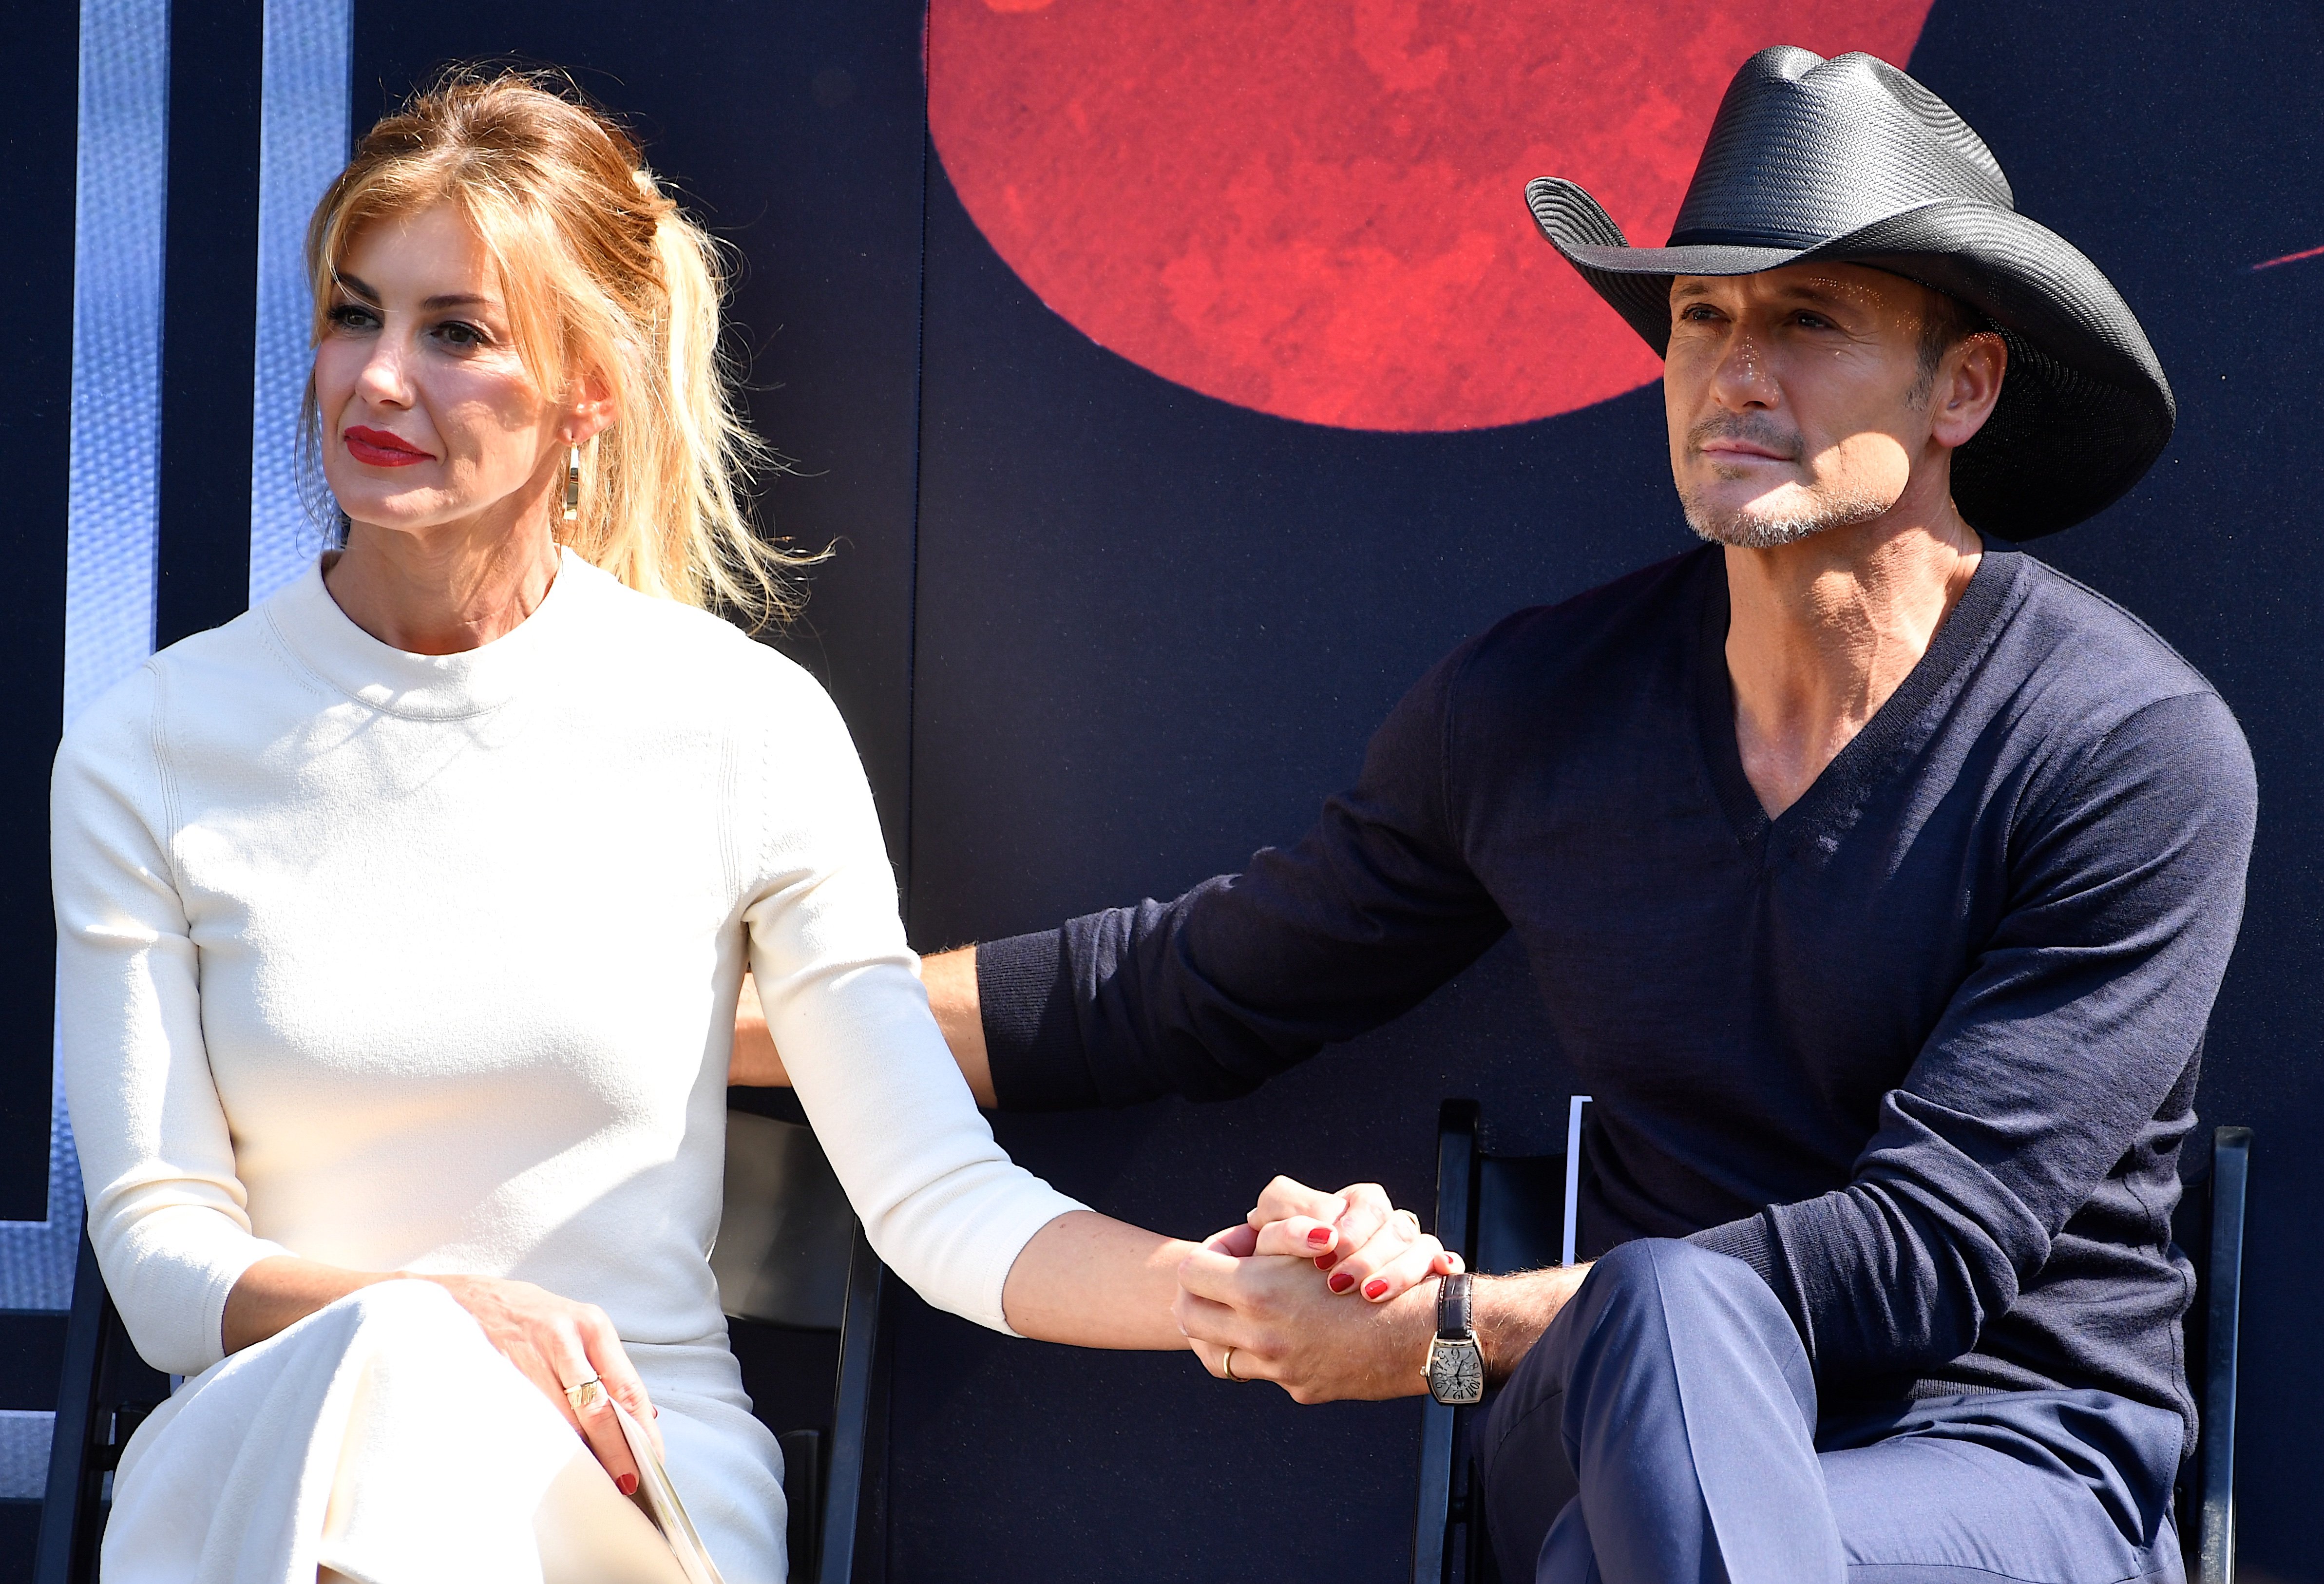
<box><xmin>53</xmin><ymin>553</ymin><xmax>1084</xmax><ymax>1379</ymax></box>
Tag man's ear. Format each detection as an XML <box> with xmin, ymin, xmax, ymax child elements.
<box><xmin>1931</xmin><ymin>331</ymin><xmax>2007</xmax><ymax>451</ymax></box>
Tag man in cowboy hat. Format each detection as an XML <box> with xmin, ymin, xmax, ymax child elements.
<box><xmin>740</xmin><ymin>45</ymin><xmax>2251</xmax><ymax>1582</ymax></box>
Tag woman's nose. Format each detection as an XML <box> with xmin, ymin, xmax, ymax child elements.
<box><xmin>356</xmin><ymin>336</ymin><xmax>415</xmax><ymax>406</ymax></box>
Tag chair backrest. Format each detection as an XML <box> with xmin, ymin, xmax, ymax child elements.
<box><xmin>38</xmin><ymin>1100</ymin><xmax>887</xmax><ymax>1584</ymax></box>
<box><xmin>716</xmin><ymin>1091</ymin><xmax>887</xmax><ymax>1584</ymax></box>
<box><xmin>2172</xmin><ymin>1125</ymin><xmax>2252</xmax><ymax>1584</ymax></box>
<box><xmin>716</xmin><ymin>1107</ymin><xmax>857</xmax><ymax>1330</ymax></box>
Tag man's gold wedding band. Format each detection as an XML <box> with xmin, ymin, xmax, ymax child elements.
<box><xmin>565</xmin><ymin>1375</ymin><xmax>606</xmax><ymax>1412</ymax></box>
<box><xmin>1222</xmin><ymin>1348</ymin><xmax>1245</xmax><ymax>1383</ymax></box>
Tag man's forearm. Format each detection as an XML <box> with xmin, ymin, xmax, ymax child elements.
<box><xmin>1478</xmin><ymin>1262</ymin><xmax>1591</xmax><ymax>1384</ymax></box>
<box><xmin>920</xmin><ymin>945</ymin><xmax>995</xmax><ymax>1106</ymax></box>
<box><xmin>729</xmin><ymin>947</ymin><xmax>998</xmax><ymax>1106</ymax></box>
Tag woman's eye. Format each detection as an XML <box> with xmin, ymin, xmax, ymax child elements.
<box><xmin>433</xmin><ymin>321</ymin><xmax>483</xmax><ymax>348</ymax></box>
<box><xmin>327</xmin><ymin>303</ymin><xmax>380</xmax><ymax>331</ymax></box>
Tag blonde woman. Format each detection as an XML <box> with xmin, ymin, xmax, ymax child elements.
<box><xmin>53</xmin><ymin>75</ymin><xmax>1447</xmax><ymax>1584</ymax></box>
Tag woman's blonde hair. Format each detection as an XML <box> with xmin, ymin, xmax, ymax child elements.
<box><xmin>303</xmin><ymin>69</ymin><xmax>808</xmax><ymax>621</ymax></box>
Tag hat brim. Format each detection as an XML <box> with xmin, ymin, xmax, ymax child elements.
<box><xmin>1525</xmin><ymin>178</ymin><xmax>2176</xmax><ymax>538</ymax></box>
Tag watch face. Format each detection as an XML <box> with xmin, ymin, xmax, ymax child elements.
<box><xmin>1428</xmin><ymin>1340</ymin><xmax>1484</xmax><ymax>1405</ymax></box>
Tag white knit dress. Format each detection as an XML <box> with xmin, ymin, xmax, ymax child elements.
<box><xmin>51</xmin><ymin>553</ymin><xmax>1086</xmax><ymax>1583</ymax></box>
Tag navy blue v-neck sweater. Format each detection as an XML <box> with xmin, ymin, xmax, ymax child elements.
<box><xmin>977</xmin><ymin>544</ymin><xmax>2256</xmax><ymax>1437</ymax></box>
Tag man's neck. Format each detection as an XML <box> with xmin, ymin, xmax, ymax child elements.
<box><xmin>1723</xmin><ymin>496</ymin><xmax>1982</xmax><ymax>820</ymax></box>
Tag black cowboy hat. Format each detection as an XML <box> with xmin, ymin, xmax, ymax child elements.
<box><xmin>1526</xmin><ymin>46</ymin><xmax>2173</xmax><ymax>538</ymax></box>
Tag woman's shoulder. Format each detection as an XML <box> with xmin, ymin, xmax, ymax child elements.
<box><xmin>56</xmin><ymin>610</ymin><xmax>282</xmax><ymax>780</ymax></box>
<box><xmin>573</xmin><ymin>561</ymin><xmax>830</xmax><ymax>706</ymax></box>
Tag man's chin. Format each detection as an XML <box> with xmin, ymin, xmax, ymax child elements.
<box><xmin>1680</xmin><ymin>491</ymin><xmax>1892</xmax><ymax>551</ymax></box>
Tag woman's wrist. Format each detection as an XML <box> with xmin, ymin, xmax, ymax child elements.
<box><xmin>222</xmin><ymin>1256</ymin><xmax>401</xmax><ymax>1355</ymax></box>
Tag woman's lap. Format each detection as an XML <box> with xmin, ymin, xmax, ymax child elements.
<box><xmin>104</xmin><ymin>1280</ymin><xmax>784</xmax><ymax>1584</ymax></box>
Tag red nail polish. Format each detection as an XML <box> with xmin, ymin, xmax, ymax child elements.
<box><xmin>1315</xmin><ymin>1250</ymin><xmax>1339</xmax><ymax>1270</ymax></box>
<box><xmin>1363</xmin><ymin>1279</ymin><xmax>1389</xmax><ymax>1300</ymax></box>
<box><xmin>1328</xmin><ymin>1272</ymin><xmax>1356</xmax><ymax>1293</ymax></box>
<box><xmin>618</xmin><ymin>1473</ymin><xmax>638</xmax><ymax>1497</ymax></box>
<box><xmin>1307</xmin><ymin>1226</ymin><xmax>1332</xmax><ymax>1247</ymax></box>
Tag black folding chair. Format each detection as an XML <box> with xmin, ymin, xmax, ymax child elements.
<box><xmin>719</xmin><ymin>1088</ymin><xmax>889</xmax><ymax>1584</ymax></box>
<box><xmin>37</xmin><ymin>1091</ymin><xmax>887</xmax><ymax>1584</ymax></box>
<box><xmin>2173</xmin><ymin>1124</ymin><xmax>2252</xmax><ymax>1584</ymax></box>
<box><xmin>1412</xmin><ymin>1101</ymin><xmax>2252</xmax><ymax>1584</ymax></box>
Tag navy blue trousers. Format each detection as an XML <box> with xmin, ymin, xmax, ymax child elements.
<box><xmin>1475</xmin><ymin>1240</ymin><xmax>2187</xmax><ymax>1584</ymax></box>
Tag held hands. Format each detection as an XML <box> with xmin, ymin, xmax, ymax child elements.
<box><xmin>1176</xmin><ymin>1177</ymin><xmax>1457</xmax><ymax>1403</ymax></box>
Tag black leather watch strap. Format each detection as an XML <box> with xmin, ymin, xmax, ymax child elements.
<box><xmin>1435</xmin><ymin>1271</ymin><xmax>1473</xmax><ymax>1340</ymax></box>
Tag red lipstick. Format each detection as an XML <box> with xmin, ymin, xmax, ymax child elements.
<box><xmin>345</xmin><ymin>426</ymin><xmax>432</xmax><ymax>467</ymax></box>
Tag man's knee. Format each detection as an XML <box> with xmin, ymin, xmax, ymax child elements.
<box><xmin>1562</xmin><ymin>1237</ymin><xmax>1773</xmax><ymax>1336</ymax></box>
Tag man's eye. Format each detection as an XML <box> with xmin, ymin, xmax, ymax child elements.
<box><xmin>1795</xmin><ymin>313</ymin><xmax>1832</xmax><ymax>329</ymax></box>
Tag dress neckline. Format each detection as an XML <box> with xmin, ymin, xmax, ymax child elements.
<box><xmin>262</xmin><ymin>547</ymin><xmax>610</xmax><ymax>721</ymax></box>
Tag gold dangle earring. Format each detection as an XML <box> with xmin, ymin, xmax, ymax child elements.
<box><xmin>561</xmin><ymin>442</ymin><xmax>581</xmax><ymax>534</ymax></box>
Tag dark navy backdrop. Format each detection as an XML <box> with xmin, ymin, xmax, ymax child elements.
<box><xmin>12</xmin><ymin>2</ymin><xmax>2320</xmax><ymax>1578</ymax></box>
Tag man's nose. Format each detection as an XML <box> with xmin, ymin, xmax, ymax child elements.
<box><xmin>1707</xmin><ymin>329</ymin><xmax>1776</xmax><ymax>409</ymax></box>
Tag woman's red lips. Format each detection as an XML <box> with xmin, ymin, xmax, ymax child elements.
<box><xmin>344</xmin><ymin>426</ymin><xmax>432</xmax><ymax>467</ymax></box>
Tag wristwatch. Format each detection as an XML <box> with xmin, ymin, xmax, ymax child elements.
<box><xmin>1423</xmin><ymin>1272</ymin><xmax>1484</xmax><ymax>1405</ymax></box>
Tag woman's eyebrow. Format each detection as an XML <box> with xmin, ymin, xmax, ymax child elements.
<box><xmin>329</xmin><ymin>273</ymin><xmax>493</xmax><ymax>313</ymax></box>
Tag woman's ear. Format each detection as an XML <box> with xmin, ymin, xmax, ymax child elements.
<box><xmin>564</xmin><ymin>370</ymin><xmax>619</xmax><ymax>445</ymax></box>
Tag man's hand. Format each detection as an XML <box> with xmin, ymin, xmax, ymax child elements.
<box><xmin>1177</xmin><ymin>1242</ymin><xmax>1440</xmax><ymax>1402</ymax></box>
<box><xmin>1178</xmin><ymin>1174</ymin><xmax>1592</xmax><ymax>1401</ymax></box>
<box><xmin>1172</xmin><ymin>1175</ymin><xmax>1455</xmax><ymax>1401</ymax></box>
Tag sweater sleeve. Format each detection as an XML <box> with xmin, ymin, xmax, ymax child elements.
<box><xmin>741</xmin><ymin>667</ymin><xmax>1086</xmax><ymax>1336</ymax></box>
<box><xmin>52</xmin><ymin>668</ymin><xmax>292</xmax><ymax>1377</ymax></box>
<box><xmin>1690</xmin><ymin>690</ymin><xmax>2257</xmax><ymax>1383</ymax></box>
<box><xmin>979</xmin><ymin>648</ymin><xmax>1509</xmax><ymax>1111</ymax></box>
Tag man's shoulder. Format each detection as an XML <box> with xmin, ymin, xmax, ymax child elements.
<box><xmin>1995</xmin><ymin>551</ymin><xmax>2232</xmax><ymax>725</ymax></box>
<box><xmin>1983</xmin><ymin>551</ymin><xmax>2252</xmax><ymax>802</ymax></box>
<box><xmin>1447</xmin><ymin>545</ymin><xmax>1715</xmax><ymax>703</ymax></box>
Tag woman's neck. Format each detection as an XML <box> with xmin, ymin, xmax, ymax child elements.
<box><xmin>324</xmin><ymin>471</ymin><xmax>563</xmax><ymax>655</ymax></box>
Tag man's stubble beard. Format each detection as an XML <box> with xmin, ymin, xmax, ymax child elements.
<box><xmin>1676</xmin><ymin>413</ymin><xmax>1896</xmax><ymax>550</ymax></box>
<box><xmin>1679</xmin><ymin>481</ymin><xmax>1894</xmax><ymax>550</ymax></box>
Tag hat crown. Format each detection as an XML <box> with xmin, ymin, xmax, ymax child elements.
<box><xmin>1667</xmin><ymin>48</ymin><xmax>2014</xmax><ymax>249</ymax></box>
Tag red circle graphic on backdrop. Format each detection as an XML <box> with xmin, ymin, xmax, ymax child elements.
<box><xmin>928</xmin><ymin>2</ymin><xmax>1935</xmax><ymax>431</ymax></box>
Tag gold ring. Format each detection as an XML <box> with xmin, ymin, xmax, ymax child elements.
<box><xmin>564</xmin><ymin>1375</ymin><xmax>605</xmax><ymax>1412</ymax></box>
<box><xmin>1222</xmin><ymin>1348</ymin><xmax>1245</xmax><ymax>1383</ymax></box>
<box><xmin>1394</xmin><ymin>1209</ymin><xmax>1421</xmax><ymax>1232</ymax></box>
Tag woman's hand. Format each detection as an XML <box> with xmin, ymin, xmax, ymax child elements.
<box><xmin>223</xmin><ymin>1258</ymin><xmax>658</xmax><ymax>1496</ymax></box>
<box><xmin>421</xmin><ymin>1273</ymin><xmax>660</xmax><ymax>1496</ymax></box>
<box><xmin>1233</xmin><ymin>1176</ymin><xmax>1460</xmax><ymax>1302</ymax></box>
